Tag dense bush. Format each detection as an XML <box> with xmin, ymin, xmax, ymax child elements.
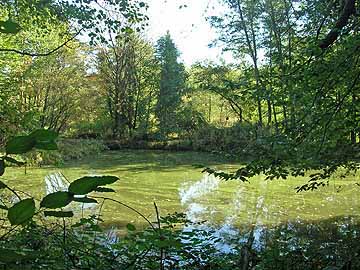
<box><xmin>17</xmin><ymin>139</ymin><xmax>108</xmax><ymax>166</ymax></box>
<box><xmin>190</xmin><ymin>123</ymin><xmax>274</xmax><ymax>159</ymax></box>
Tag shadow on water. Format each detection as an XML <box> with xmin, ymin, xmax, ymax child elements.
<box><xmin>60</xmin><ymin>150</ymin><xmax>239</xmax><ymax>172</ymax></box>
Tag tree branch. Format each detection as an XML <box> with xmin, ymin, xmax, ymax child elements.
<box><xmin>0</xmin><ymin>29</ymin><xmax>82</xmax><ymax>57</ymax></box>
<box><xmin>319</xmin><ymin>0</ymin><xmax>356</xmax><ymax>49</ymax></box>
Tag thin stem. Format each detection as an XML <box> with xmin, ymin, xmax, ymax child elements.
<box><xmin>89</xmin><ymin>196</ymin><xmax>156</xmax><ymax>231</ymax></box>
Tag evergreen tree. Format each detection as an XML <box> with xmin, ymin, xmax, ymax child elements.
<box><xmin>155</xmin><ymin>31</ymin><xmax>185</xmax><ymax>137</ymax></box>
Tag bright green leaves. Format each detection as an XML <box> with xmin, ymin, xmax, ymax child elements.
<box><xmin>5</xmin><ymin>129</ymin><xmax>58</xmax><ymax>155</ymax></box>
<box><xmin>0</xmin><ymin>19</ymin><xmax>21</xmax><ymax>34</ymax></box>
<box><xmin>8</xmin><ymin>198</ymin><xmax>35</xmax><ymax>225</ymax></box>
<box><xmin>44</xmin><ymin>211</ymin><xmax>74</xmax><ymax>218</ymax></box>
<box><xmin>69</xmin><ymin>176</ymin><xmax>118</xmax><ymax>195</ymax></box>
<box><xmin>40</xmin><ymin>191</ymin><xmax>73</xmax><ymax>209</ymax></box>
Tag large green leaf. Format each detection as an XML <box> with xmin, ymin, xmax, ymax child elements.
<box><xmin>73</xmin><ymin>197</ymin><xmax>98</xmax><ymax>204</ymax></box>
<box><xmin>30</xmin><ymin>129</ymin><xmax>58</xmax><ymax>150</ymax></box>
<box><xmin>94</xmin><ymin>187</ymin><xmax>115</xmax><ymax>193</ymax></box>
<box><xmin>5</xmin><ymin>136</ymin><xmax>36</xmax><ymax>154</ymax></box>
<box><xmin>44</xmin><ymin>211</ymin><xmax>74</xmax><ymax>218</ymax></box>
<box><xmin>29</xmin><ymin>129</ymin><xmax>58</xmax><ymax>141</ymax></box>
<box><xmin>68</xmin><ymin>176</ymin><xmax>119</xmax><ymax>195</ymax></box>
<box><xmin>0</xmin><ymin>160</ymin><xmax>4</xmax><ymax>176</ymax></box>
<box><xmin>8</xmin><ymin>198</ymin><xmax>35</xmax><ymax>225</ymax></box>
<box><xmin>0</xmin><ymin>20</ymin><xmax>21</xmax><ymax>34</ymax></box>
<box><xmin>40</xmin><ymin>191</ymin><xmax>73</xmax><ymax>209</ymax></box>
<box><xmin>35</xmin><ymin>141</ymin><xmax>58</xmax><ymax>150</ymax></box>
<box><xmin>0</xmin><ymin>180</ymin><xmax>7</xmax><ymax>189</ymax></box>
<box><xmin>4</xmin><ymin>156</ymin><xmax>25</xmax><ymax>166</ymax></box>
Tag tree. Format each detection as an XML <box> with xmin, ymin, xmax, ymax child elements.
<box><xmin>0</xmin><ymin>0</ymin><xmax>148</xmax><ymax>56</ymax></box>
<box><xmin>97</xmin><ymin>33</ymin><xmax>159</xmax><ymax>139</ymax></box>
<box><xmin>207</xmin><ymin>0</ymin><xmax>360</xmax><ymax>191</ymax></box>
<box><xmin>155</xmin><ymin>32</ymin><xmax>186</xmax><ymax>137</ymax></box>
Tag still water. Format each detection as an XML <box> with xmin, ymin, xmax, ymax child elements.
<box><xmin>4</xmin><ymin>150</ymin><xmax>359</xmax><ymax>230</ymax></box>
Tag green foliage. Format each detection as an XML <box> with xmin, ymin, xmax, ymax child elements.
<box><xmin>155</xmin><ymin>32</ymin><xmax>186</xmax><ymax>137</ymax></box>
<box><xmin>68</xmin><ymin>176</ymin><xmax>118</xmax><ymax>195</ymax></box>
<box><xmin>8</xmin><ymin>198</ymin><xmax>36</xmax><ymax>225</ymax></box>
<box><xmin>40</xmin><ymin>191</ymin><xmax>73</xmax><ymax>209</ymax></box>
<box><xmin>5</xmin><ymin>129</ymin><xmax>58</xmax><ymax>154</ymax></box>
<box><xmin>44</xmin><ymin>211</ymin><xmax>74</xmax><ymax>218</ymax></box>
<box><xmin>0</xmin><ymin>19</ymin><xmax>21</xmax><ymax>34</ymax></box>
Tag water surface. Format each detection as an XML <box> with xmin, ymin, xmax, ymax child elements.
<box><xmin>3</xmin><ymin>150</ymin><xmax>360</xmax><ymax>231</ymax></box>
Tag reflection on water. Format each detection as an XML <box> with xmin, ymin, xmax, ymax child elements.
<box><xmin>179</xmin><ymin>173</ymin><xmax>220</xmax><ymax>222</ymax></box>
<box><xmin>40</xmin><ymin>168</ymin><xmax>360</xmax><ymax>268</ymax></box>
<box><xmin>179</xmin><ymin>174</ymin><xmax>220</xmax><ymax>205</ymax></box>
<box><xmin>178</xmin><ymin>173</ymin><xmax>360</xmax><ymax>268</ymax></box>
<box><xmin>45</xmin><ymin>172</ymin><xmax>69</xmax><ymax>194</ymax></box>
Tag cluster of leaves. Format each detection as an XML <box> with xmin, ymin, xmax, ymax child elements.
<box><xmin>0</xmin><ymin>0</ymin><xmax>148</xmax><ymax>44</ymax></box>
<box><xmin>0</xmin><ymin>129</ymin><xmax>120</xmax><ymax>265</ymax></box>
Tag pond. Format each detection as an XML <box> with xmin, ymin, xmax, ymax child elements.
<box><xmin>3</xmin><ymin>150</ymin><xmax>360</xmax><ymax>233</ymax></box>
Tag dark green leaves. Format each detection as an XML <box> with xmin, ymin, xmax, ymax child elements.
<box><xmin>0</xmin><ymin>160</ymin><xmax>4</xmax><ymax>176</ymax></box>
<box><xmin>5</xmin><ymin>136</ymin><xmax>36</xmax><ymax>154</ymax></box>
<box><xmin>3</xmin><ymin>157</ymin><xmax>25</xmax><ymax>166</ymax></box>
<box><xmin>0</xmin><ymin>181</ymin><xmax>7</xmax><ymax>189</ymax></box>
<box><xmin>126</xmin><ymin>223</ymin><xmax>136</xmax><ymax>231</ymax></box>
<box><xmin>30</xmin><ymin>129</ymin><xmax>58</xmax><ymax>150</ymax></box>
<box><xmin>44</xmin><ymin>211</ymin><xmax>74</xmax><ymax>218</ymax></box>
<box><xmin>0</xmin><ymin>248</ymin><xmax>28</xmax><ymax>263</ymax></box>
<box><xmin>94</xmin><ymin>187</ymin><xmax>115</xmax><ymax>193</ymax></box>
<box><xmin>5</xmin><ymin>129</ymin><xmax>58</xmax><ymax>155</ymax></box>
<box><xmin>30</xmin><ymin>129</ymin><xmax>58</xmax><ymax>141</ymax></box>
<box><xmin>73</xmin><ymin>197</ymin><xmax>97</xmax><ymax>204</ymax></box>
<box><xmin>0</xmin><ymin>19</ymin><xmax>21</xmax><ymax>34</ymax></box>
<box><xmin>8</xmin><ymin>198</ymin><xmax>35</xmax><ymax>225</ymax></box>
<box><xmin>40</xmin><ymin>192</ymin><xmax>73</xmax><ymax>209</ymax></box>
<box><xmin>69</xmin><ymin>176</ymin><xmax>119</xmax><ymax>195</ymax></box>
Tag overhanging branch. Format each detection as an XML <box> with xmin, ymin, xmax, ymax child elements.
<box><xmin>0</xmin><ymin>29</ymin><xmax>82</xmax><ymax>57</ymax></box>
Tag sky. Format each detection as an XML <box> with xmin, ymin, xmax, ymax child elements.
<box><xmin>144</xmin><ymin>0</ymin><xmax>234</xmax><ymax>66</ymax></box>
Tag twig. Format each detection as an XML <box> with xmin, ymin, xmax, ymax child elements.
<box><xmin>0</xmin><ymin>29</ymin><xmax>82</xmax><ymax>57</ymax></box>
<box><xmin>89</xmin><ymin>196</ymin><xmax>156</xmax><ymax>231</ymax></box>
